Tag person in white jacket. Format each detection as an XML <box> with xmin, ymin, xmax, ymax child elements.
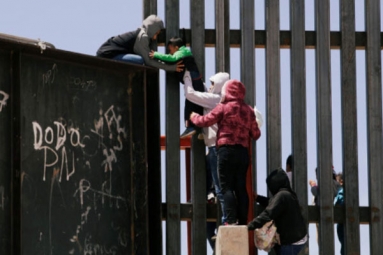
<box><xmin>183</xmin><ymin>70</ymin><xmax>230</xmax><ymax>248</ymax></box>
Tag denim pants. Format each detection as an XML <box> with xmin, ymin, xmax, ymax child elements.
<box><xmin>337</xmin><ymin>223</ymin><xmax>344</xmax><ymax>255</ymax></box>
<box><xmin>113</xmin><ymin>54</ymin><xmax>144</xmax><ymax>65</ymax></box>
<box><xmin>217</xmin><ymin>144</ymin><xmax>249</xmax><ymax>225</ymax></box>
<box><xmin>206</xmin><ymin>222</ymin><xmax>216</xmax><ymax>250</ymax></box>
<box><xmin>279</xmin><ymin>243</ymin><xmax>305</xmax><ymax>255</ymax></box>
<box><xmin>207</xmin><ymin>146</ymin><xmax>226</xmax><ymax>223</ymax></box>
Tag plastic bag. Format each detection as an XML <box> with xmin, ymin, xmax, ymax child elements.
<box><xmin>254</xmin><ymin>106</ymin><xmax>264</xmax><ymax>128</ymax></box>
<box><xmin>253</xmin><ymin>220</ymin><xmax>280</xmax><ymax>252</ymax></box>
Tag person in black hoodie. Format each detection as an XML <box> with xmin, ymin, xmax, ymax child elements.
<box><xmin>247</xmin><ymin>168</ymin><xmax>307</xmax><ymax>255</ymax></box>
<box><xmin>96</xmin><ymin>15</ymin><xmax>183</xmax><ymax>72</ymax></box>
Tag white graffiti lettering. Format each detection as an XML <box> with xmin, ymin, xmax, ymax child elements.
<box><xmin>42</xmin><ymin>64</ymin><xmax>58</xmax><ymax>86</ymax></box>
<box><xmin>69</xmin><ymin>77</ymin><xmax>97</xmax><ymax>92</ymax></box>
<box><xmin>74</xmin><ymin>179</ymin><xmax>125</xmax><ymax>209</ymax></box>
<box><xmin>84</xmin><ymin>235</ymin><xmax>118</xmax><ymax>255</ymax></box>
<box><xmin>104</xmin><ymin>105</ymin><xmax>126</xmax><ymax>140</ymax></box>
<box><xmin>0</xmin><ymin>90</ymin><xmax>9</xmax><ymax>112</ymax></box>
<box><xmin>32</xmin><ymin>121</ymin><xmax>83</xmax><ymax>181</ymax></box>
<box><xmin>102</xmin><ymin>148</ymin><xmax>117</xmax><ymax>172</ymax></box>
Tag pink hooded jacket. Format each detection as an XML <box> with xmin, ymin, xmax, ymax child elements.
<box><xmin>190</xmin><ymin>79</ymin><xmax>261</xmax><ymax>148</ymax></box>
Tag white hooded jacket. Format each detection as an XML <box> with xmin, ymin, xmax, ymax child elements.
<box><xmin>183</xmin><ymin>71</ymin><xmax>230</xmax><ymax>147</ymax></box>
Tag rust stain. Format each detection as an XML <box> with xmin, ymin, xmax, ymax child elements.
<box><xmin>20</xmin><ymin>171</ymin><xmax>26</xmax><ymax>186</ymax></box>
<box><xmin>347</xmin><ymin>206</ymin><xmax>354</xmax><ymax>212</ymax></box>
<box><xmin>52</xmin><ymin>167</ymin><xmax>60</xmax><ymax>179</ymax></box>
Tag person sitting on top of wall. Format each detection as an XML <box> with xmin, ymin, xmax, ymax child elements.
<box><xmin>96</xmin><ymin>14</ymin><xmax>183</xmax><ymax>72</ymax></box>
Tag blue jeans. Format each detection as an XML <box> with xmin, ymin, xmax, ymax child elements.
<box><xmin>207</xmin><ymin>146</ymin><xmax>226</xmax><ymax>223</ymax></box>
<box><xmin>217</xmin><ymin>145</ymin><xmax>249</xmax><ymax>225</ymax></box>
<box><xmin>205</xmin><ymin>147</ymin><xmax>223</xmax><ymax>249</ymax></box>
<box><xmin>113</xmin><ymin>54</ymin><xmax>144</xmax><ymax>65</ymax></box>
<box><xmin>206</xmin><ymin>221</ymin><xmax>216</xmax><ymax>250</ymax></box>
<box><xmin>279</xmin><ymin>244</ymin><xmax>305</xmax><ymax>255</ymax></box>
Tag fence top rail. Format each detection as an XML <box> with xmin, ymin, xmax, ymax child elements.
<box><xmin>0</xmin><ymin>32</ymin><xmax>56</xmax><ymax>49</ymax></box>
<box><xmin>157</xmin><ymin>29</ymin><xmax>383</xmax><ymax>49</ymax></box>
<box><xmin>0</xmin><ymin>34</ymin><xmax>158</xmax><ymax>75</ymax></box>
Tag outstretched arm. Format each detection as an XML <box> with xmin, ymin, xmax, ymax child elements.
<box><xmin>134</xmin><ymin>35</ymin><xmax>183</xmax><ymax>71</ymax></box>
<box><xmin>183</xmin><ymin>71</ymin><xmax>220</xmax><ymax>109</ymax></box>
<box><xmin>190</xmin><ymin>104</ymin><xmax>223</xmax><ymax>127</ymax></box>
<box><xmin>152</xmin><ymin>50</ymin><xmax>185</xmax><ymax>62</ymax></box>
<box><xmin>248</xmin><ymin>193</ymin><xmax>286</xmax><ymax>230</ymax></box>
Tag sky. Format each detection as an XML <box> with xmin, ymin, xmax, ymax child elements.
<box><xmin>1</xmin><ymin>0</ymin><xmax>381</xmax><ymax>254</ymax></box>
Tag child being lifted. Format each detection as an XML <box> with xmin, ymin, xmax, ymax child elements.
<box><xmin>149</xmin><ymin>37</ymin><xmax>205</xmax><ymax>138</ymax></box>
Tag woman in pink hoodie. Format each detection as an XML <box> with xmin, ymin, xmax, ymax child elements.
<box><xmin>190</xmin><ymin>79</ymin><xmax>261</xmax><ymax>225</ymax></box>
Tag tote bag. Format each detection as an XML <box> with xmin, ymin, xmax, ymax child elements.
<box><xmin>253</xmin><ymin>220</ymin><xmax>280</xmax><ymax>252</ymax></box>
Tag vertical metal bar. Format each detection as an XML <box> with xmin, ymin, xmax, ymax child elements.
<box><xmin>340</xmin><ymin>0</ymin><xmax>361</xmax><ymax>254</ymax></box>
<box><xmin>146</xmin><ymin>70</ymin><xmax>163</xmax><ymax>254</ymax></box>
<box><xmin>240</xmin><ymin>0</ymin><xmax>255</xmax><ymax>101</ymax></box>
<box><xmin>240</xmin><ymin>1</ymin><xmax>255</xmax><ymax>138</ymax></box>
<box><xmin>215</xmin><ymin>0</ymin><xmax>230</xmax><ymax>72</ymax></box>
<box><xmin>144</xmin><ymin>2</ymin><xmax>161</xmax><ymax>254</ymax></box>
<box><xmin>315</xmin><ymin>0</ymin><xmax>334</xmax><ymax>254</ymax></box>
<box><xmin>190</xmin><ymin>1</ymin><xmax>207</xmax><ymax>254</ymax></box>
<box><xmin>143</xmin><ymin>0</ymin><xmax>159</xmax><ymax>51</ymax></box>
<box><xmin>185</xmin><ymin>148</ymin><xmax>191</xmax><ymax>255</ymax></box>
<box><xmin>365</xmin><ymin>0</ymin><xmax>383</xmax><ymax>253</ymax></box>
<box><xmin>190</xmin><ymin>137</ymin><xmax>206</xmax><ymax>255</ymax></box>
<box><xmin>289</xmin><ymin>0</ymin><xmax>308</xmax><ymax>248</ymax></box>
<box><xmin>240</xmin><ymin>1</ymin><xmax>256</xmax><ymax>254</ymax></box>
<box><xmin>265</xmin><ymin>0</ymin><xmax>281</xmax><ymax>174</ymax></box>
<box><xmin>214</xmin><ymin>0</ymin><xmax>229</xmax><ymax>231</ymax></box>
<box><xmin>165</xmin><ymin>1</ymin><xmax>180</xmax><ymax>254</ymax></box>
<box><xmin>143</xmin><ymin>0</ymin><xmax>157</xmax><ymax>17</ymax></box>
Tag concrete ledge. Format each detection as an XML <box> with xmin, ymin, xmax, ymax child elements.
<box><xmin>215</xmin><ymin>225</ymin><xmax>249</xmax><ymax>255</ymax></box>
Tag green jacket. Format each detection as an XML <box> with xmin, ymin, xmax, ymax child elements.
<box><xmin>153</xmin><ymin>46</ymin><xmax>192</xmax><ymax>63</ymax></box>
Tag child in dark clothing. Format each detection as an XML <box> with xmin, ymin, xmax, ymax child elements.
<box><xmin>334</xmin><ymin>172</ymin><xmax>344</xmax><ymax>255</ymax></box>
<box><xmin>149</xmin><ymin>37</ymin><xmax>205</xmax><ymax>138</ymax></box>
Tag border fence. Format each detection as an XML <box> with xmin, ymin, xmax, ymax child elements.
<box><xmin>144</xmin><ymin>1</ymin><xmax>382</xmax><ymax>255</ymax></box>
<box><xmin>0</xmin><ymin>0</ymin><xmax>382</xmax><ymax>255</ymax></box>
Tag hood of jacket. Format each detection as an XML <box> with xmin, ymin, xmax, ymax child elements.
<box><xmin>266</xmin><ymin>168</ymin><xmax>293</xmax><ymax>196</ymax></box>
<box><xmin>209</xmin><ymin>72</ymin><xmax>230</xmax><ymax>95</ymax></box>
<box><xmin>141</xmin><ymin>15</ymin><xmax>164</xmax><ymax>39</ymax></box>
<box><xmin>220</xmin><ymin>79</ymin><xmax>246</xmax><ymax>103</ymax></box>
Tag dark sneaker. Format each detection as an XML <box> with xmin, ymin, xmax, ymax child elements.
<box><xmin>207</xmin><ymin>192</ymin><xmax>215</xmax><ymax>203</ymax></box>
<box><xmin>180</xmin><ymin>127</ymin><xmax>196</xmax><ymax>138</ymax></box>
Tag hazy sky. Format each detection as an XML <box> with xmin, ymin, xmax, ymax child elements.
<box><xmin>1</xmin><ymin>0</ymin><xmax>381</xmax><ymax>254</ymax></box>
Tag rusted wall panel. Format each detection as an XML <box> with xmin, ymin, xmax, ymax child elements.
<box><xmin>0</xmin><ymin>38</ymin><xmax>153</xmax><ymax>255</ymax></box>
<box><xmin>0</xmin><ymin>50</ymin><xmax>12</xmax><ymax>255</ymax></box>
